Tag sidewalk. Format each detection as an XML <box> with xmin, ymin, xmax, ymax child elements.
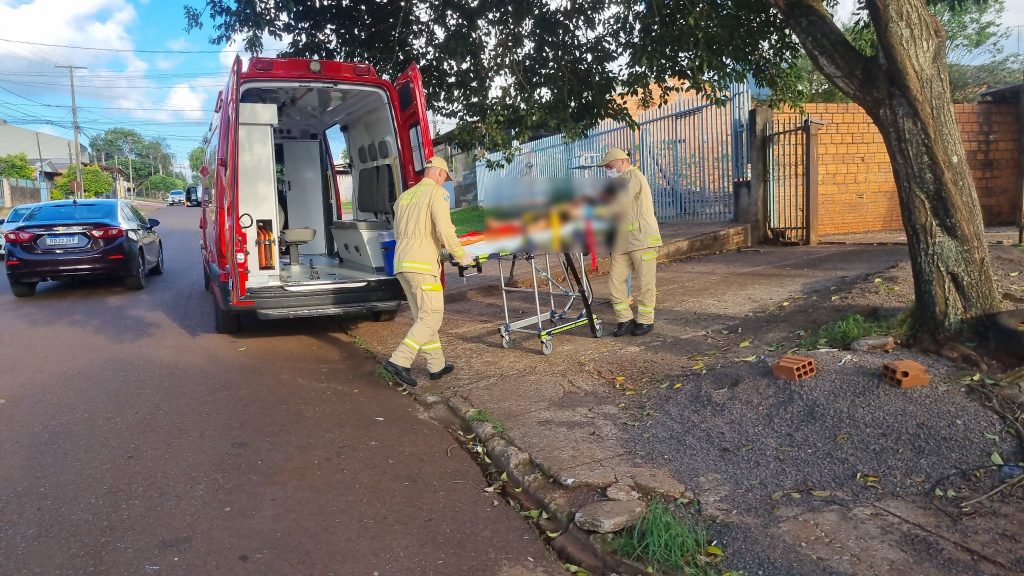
<box><xmin>349</xmin><ymin>242</ymin><xmax>1024</xmax><ymax>574</ymax></box>
<box><xmin>824</xmin><ymin>225</ymin><xmax>1022</xmax><ymax>245</ymax></box>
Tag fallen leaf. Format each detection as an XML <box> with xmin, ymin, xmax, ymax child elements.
<box><xmin>771</xmin><ymin>491</ymin><xmax>783</xmax><ymax>501</ymax></box>
<box><xmin>500</xmin><ymin>472</ymin><xmax>508</xmax><ymax>482</ymax></box>
<box><xmin>1010</xmin><ymin>272</ymin><xmax>1021</xmax><ymax>277</ymax></box>
<box><xmin>782</xmin><ymin>301</ymin><xmax>791</xmax><ymax>307</ymax></box>
<box><xmin>874</xmin><ymin>277</ymin><xmax>883</xmax><ymax>284</ymax></box>
<box><xmin>546</xmin><ymin>531</ymin><xmax>562</xmax><ymax>538</ymax></box>
<box><xmin>625</xmin><ymin>390</ymin><xmax>636</xmax><ymax>396</ymax></box>
<box><xmin>705</xmin><ymin>545</ymin><xmax>724</xmax><ymax>556</ymax></box>
<box><xmin>237</xmin><ymin>347</ymin><xmax>247</xmax><ymax>351</ymax></box>
<box><xmin>739</xmin><ymin>339</ymin><xmax>752</xmax><ymax>348</ymax></box>
<box><xmin>374</xmin><ymin>417</ymin><xmax>384</xmax><ymax>421</ymax></box>
<box><xmin>836</xmin><ymin>434</ymin><xmax>849</xmax><ymax>442</ymax></box>
<box><xmin>673</xmin><ymin>383</ymin><xmax>683</xmax><ymax>389</ymax></box>
<box><xmin>992</xmin><ymin>451</ymin><xmax>1005</xmax><ymax>465</ymax></box>
<box><xmin>831</xmin><ymin>295</ymin><xmax>841</xmax><ymax>301</ymax></box>
<box><xmin>692</xmin><ymin>362</ymin><xmax>705</xmax><ymax>370</ymax></box>
<box><xmin>810</xmin><ymin>490</ymin><xmax>832</xmax><ymax>497</ymax></box>
<box><xmin>617</xmin><ymin>402</ymin><xmax>626</xmax><ymax>408</ymax></box>
<box><xmin>739</xmin><ymin>355</ymin><xmax>758</xmax><ymax>362</ymax></box>
<box><xmin>788</xmin><ymin>492</ymin><xmax>802</xmax><ymax>499</ymax></box>
<box><xmin>614</xmin><ymin>375</ymin><xmax>625</xmax><ymax>382</ymax></box>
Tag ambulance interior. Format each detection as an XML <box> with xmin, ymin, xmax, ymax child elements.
<box><xmin>236</xmin><ymin>82</ymin><xmax>405</xmax><ymax>288</ymax></box>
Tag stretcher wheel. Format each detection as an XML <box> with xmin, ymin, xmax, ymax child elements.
<box><xmin>594</xmin><ymin>323</ymin><xmax>603</xmax><ymax>338</ymax></box>
<box><xmin>501</xmin><ymin>334</ymin><xmax>513</xmax><ymax>349</ymax></box>
<box><xmin>541</xmin><ymin>340</ymin><xmax>553</xmax><ymax>355</ymax></box>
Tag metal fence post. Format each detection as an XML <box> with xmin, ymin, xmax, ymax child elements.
<box><xmin>804</xmin><ymin>119</ymin><xmax>821</xmax><ymax>245</ymax></box>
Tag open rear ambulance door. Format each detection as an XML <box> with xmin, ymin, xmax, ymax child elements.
<box><xmin>395</xmin><ymin>63</ymin><xmax>434</xmax><ymax>188</ymax></box>
<box><xmin>226</xmin><ymin>55</ymin><xmax>251</xmax><ymax>304</ymax></box>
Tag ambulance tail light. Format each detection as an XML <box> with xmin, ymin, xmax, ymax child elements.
<box><xmin>251</xmin><ymin>58</ymin><xmax>274</xmax><ymax>72</ymax></box>
<box><xmin>353</xmin><ymin>64</ymin><xmax>373</xmax><ymax>77</ymax></box>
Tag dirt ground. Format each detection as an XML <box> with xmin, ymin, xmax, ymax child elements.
<box><xmin>350</xmin><ymin>242</ymin><xmax>1024</xmax><ymax>575</ymax></box>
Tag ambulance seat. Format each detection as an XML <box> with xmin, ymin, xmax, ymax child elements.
<box><xmin>278</xmin><ymin>203</ymin><xmax>316</xmax><ymax>264</ymax></box>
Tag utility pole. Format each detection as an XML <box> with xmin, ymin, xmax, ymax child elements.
<box><xmin>55</xmin><ymin>64</ymin><xmax>87</xmax><ymax>198</ymax></box>
<box><xmin>35</xmin><ymin>132</ymin><xmax>48</xmax><ymax>202</ymax></box>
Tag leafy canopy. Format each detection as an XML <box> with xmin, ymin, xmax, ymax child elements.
<box><xmin>186</xmin><ymin>0</ymin><xmax>805</xmax><ymax>152</ymax></box>
<box><xmin>145</xmin><ymin>174</ymin><xmax>187</xmax><ymax>194</ymax></box>
<box><xmin>53</xmin><ymin>164</ymin><xmax>114</xmax><ymax>199</ymax></box>
<box><xmin>0</xmin><ymin>152</ymin><xmax>36</xmax><ymax>180</ymax></box>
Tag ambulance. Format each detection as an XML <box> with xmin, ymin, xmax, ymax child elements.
<box><xmin>199</xmin><ymin>56</ymin><xmax>433</xmax><ymax>333</ymax></box>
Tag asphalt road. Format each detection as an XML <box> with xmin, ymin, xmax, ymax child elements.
<box><xmin>0</xmin><ymin>205</ymin><xmax>562</xmax><ymax>576</ymax></box>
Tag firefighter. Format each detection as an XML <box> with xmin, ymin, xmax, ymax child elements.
<box><xmin>600</xmin><ymin>148</ymin><xmax>662</xmax><ymax>337</ymax></box>
<box><xmin>382</xmin><ymin>156</ymin><xmax>473</xmax><ymax>387</ymax></box>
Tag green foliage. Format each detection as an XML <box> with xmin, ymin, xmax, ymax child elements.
<box><xmin>0</xmin><ymin>152</ymin><xmax>36</xmax><ymax>179</ymax></box>
<box><xmin>188</xmin><ymin>146</ymin><xmax>205</xmax><ymax>183</ymax></box>
<box><xmin>614</xmin><ymin>500</ymin><xmax>717</xmax><ymax>576</ymax></box>
<box><xmin>89</xmin><ymin>127</ymin><xmax>173</xmax><ymax>182</ymax></box>
<box><xmin>802</xmin><ymin>311</ymin><xmax>915</xmax><ymax>350</ymax></box>
<box><xmin>793</xmin><ymin>0</ymin><xmax>1022</xmax><ymax>104</ymax></box>
<box><xmin>466</xmin><ymin>409</ymin><xmax>505</xmax><ymax>434</ymax></box>
<box><xmin>186</xmin><ymin>0</ymin><xmax>805</xmax><ymax>154</ymax></box>
<box><xmin>52</xmin><ymin>164</ymin><xmax>114</xmax><ymax>199</ymax></box>
<box><xmin>145</xmin><ymin>174</ymin><xmax>187</xmax><ymax>194</ymax></box>
<box><xmin>450</xmin><ymin>205</ymin><xmax>485</xmax><ymax>236</ymax></box>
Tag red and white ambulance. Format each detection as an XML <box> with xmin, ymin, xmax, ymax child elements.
<box><xmin>199</xmin><ymin>56</ymin><xmax>435</xmax><ymax>333</ymax></box>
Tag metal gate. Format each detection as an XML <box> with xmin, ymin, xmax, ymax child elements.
<box><xmin>766</xmin><ymin>116</ymin><xmax>819</xmax><ymax>244</ymax></box>
<box><xmin>636</xmin><ymin>84</ymin><xmax>750</xmax><ymax>221</ymax></box>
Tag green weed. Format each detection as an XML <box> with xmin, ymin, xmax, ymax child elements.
<box><xmin>353</xmin><ymin>336</ymin><xmax>377</xmax><ymax>359</ymax></box>
<box><xmin>614</xmin><ymin>500</ymin><xmax>719</xmax><ymax>576</ymax></box>
<box><xmin>467</xmin><ymin>409</ymin><xmax>506</xmax><ymax>434</ymax></box>
<box><xmin>801</xmin><ymin>311</ymin><xmax>914</xmax><ymax>350</ymax></box>
<box><xmin>450</xmin><ymin>205</ymin><xmax>486</xmax><ymax>236</ymax></box>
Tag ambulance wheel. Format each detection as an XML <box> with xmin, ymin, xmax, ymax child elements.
<box><xmin>213</xmin><ymin>297</ymin><xmax>240</xmax><ymax>334</ymax></box>
<box><xmin>541</xmin><ymin>340</ymin><xmax>553</xmax><ymax>355</ymax></box>
<box><xmin>372</xmin><ymin>310</ymin><xmax>398</xmax><ymax>322</ymax></box>
<box><xmin>501</xmin><ymin>334</ymin><xmax>513</xmax><ymax>349</ymax></box>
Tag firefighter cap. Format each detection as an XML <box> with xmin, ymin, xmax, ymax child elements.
<box><xmin>424</xmin><ymin>156</ymin><xmax>453</xmax><ymax>181</ymax></box>
<box><xmin>599</xmin><ymin>147</ymin><xmax>630</xmax><ymax>166</ymax></box>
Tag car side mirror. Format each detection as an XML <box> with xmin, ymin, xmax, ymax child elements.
<box><xmin>148</xmin><ymin>218</ymin><xmax>160</xmax><ymax>228</ymax></box>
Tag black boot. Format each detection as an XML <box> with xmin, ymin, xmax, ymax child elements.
<box><xmin>613</xmin><ymin>320</ymin><xmax>636</xmax><ymax>337</ymax></box>
<box><xmin>383</xmin><ymin>360</ymin><xmax>418</xmax><ymax>387</ymax></box>
<box><xmin>631</xmin><ymin>323</ymin><xmax>654</xmax><ymax>337</ymax></box>
<box><xmin>429</xmin><ymin>363</ymin><xmax>455</xmax><ymax>381</ymax></box>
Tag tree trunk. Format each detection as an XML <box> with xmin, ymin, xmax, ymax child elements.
<box><xmin>773</xmin><ymin>0</ymin><xmax>1002</xmax><ymax>342</ymax></box>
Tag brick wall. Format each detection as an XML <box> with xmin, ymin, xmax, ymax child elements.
<box><xmin>778</xmin><ymin>102</ymin><xmax>1020</xmax><ymax>236</ymax></box>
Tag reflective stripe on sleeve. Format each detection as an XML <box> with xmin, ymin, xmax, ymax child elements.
<box><xmin>612</xmin><ymin>302</ymin><xmax>630</xmax><ymax>311</ymax></box>
<box><xmin>638</xmin><ymin>305</ymin><xmax>654</xmax><ymax>314</ymax></box>
<box><xmin>647</xmin><ymin>235</ymin><xmax>662</xmax><ymax>245</ymax></box>
<box><xmin>403</xmin><ymin>338</ymin><xmax>421</xmax><ymax>350</ymax></box>
<box><xmin>421</xmin><ymin>341</ymin><xmax>442</xmax><ymax>351</ymax></box>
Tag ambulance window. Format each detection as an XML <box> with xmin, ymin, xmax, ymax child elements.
<box><xmin>408</xmin><ymin>123</ymin><xmax>425</xmax><ymax>172</ymax></box>
<box><xmin>398</xmin><ymin>83</ymin><xmax>414</xmax><ymax>111</ymax></box>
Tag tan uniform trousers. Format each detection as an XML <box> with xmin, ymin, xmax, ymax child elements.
<box><xmin>609</xmin><ymin>247</ymin><xmax>658</xmax><ymax>324</ymax></box>
<box><xmin>389</xmin><ymin>272</ymin><xmax>447</xmax><ymax>372</ymax></box>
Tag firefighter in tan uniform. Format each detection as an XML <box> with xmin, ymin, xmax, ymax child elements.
<box><xmin>600</xmin><ymin>148</ymin><xmax>662</xmax><ymax>337</ymax></box>
<box><xmin>382</xmin><ymin>156</ymin><xmax>473</xmax><ymax>387</ymax></box>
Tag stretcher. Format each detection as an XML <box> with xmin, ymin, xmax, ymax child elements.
<box><xmin>450</xmin><ymin>235</ymin><xmax>603</xmax><ymax>355</ymax></box>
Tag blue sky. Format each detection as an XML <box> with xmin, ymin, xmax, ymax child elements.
<box><xmin>0</xmin><ymin>0</ymin><xmax>288</xmax><ymax>175</ymax></box>
<box><xmin>1</xmin><ymin>0</ymin><xmax>1022</xmax><ymax>178</ymax></box>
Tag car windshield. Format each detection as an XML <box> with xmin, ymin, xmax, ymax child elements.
<box><xmin>170</xmin><ymin>191</ymin><xmax>184</xmax><ymax>196</ymax></box>
<box><xmin>22</xmin><ymin>203</ymin><xmax>117</xmax><ymax>223</ymax></box>
<box><xmin>6</xmin><ymin>206</ymin><xmax>34</xmax><ymax>222</ymax></box>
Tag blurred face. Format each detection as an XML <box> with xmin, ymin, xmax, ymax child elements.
<box><xmin>606</xmin><ymin>158</ymin><xmax>630</xmax><ymax>175</ymax></box>
<box><xmin>424</xmin><ymin>166</ymin><xmax>447</xmax><ymax>184</ymax></box>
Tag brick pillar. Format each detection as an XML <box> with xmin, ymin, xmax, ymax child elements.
<box><xmin>746</xmin><ymin>106</ymin><xmax>773</xmax><ymax>244</ymax></box>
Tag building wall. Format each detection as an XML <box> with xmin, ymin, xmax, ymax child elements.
<box><xmin>777</xmin><ymin>102</ymin><xmax>1020</xmax><ymax>236</ymax></box>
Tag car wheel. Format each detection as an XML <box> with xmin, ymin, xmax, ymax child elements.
<box><xmin>124</xmin><ymin>251</ymin><xmax>147</xmax><ymax>291</ymax></box>
<box><xmin>371</xmin><ymin>310</ymin><xmax>398</xmax><ymax>322</ymax></box>
<box><xmin>213</xmin><ymin>296</ymin><xmax>240</xmax><ymax>334</ymax></box>
<box><xmin>150</xmin><ymin>244</ymin><xmax>165</xmax><ymax>275</ymax></box>
<box><xmin>9</xmin><ymin>279</ymin><xmax>37</xmax><ymax>298</ymax></box>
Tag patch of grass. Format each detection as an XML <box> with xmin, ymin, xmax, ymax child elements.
<box><xmin>352</xmin><ymin>336</ymin><xmax>377</xmax><ymax>359</ymax></box>
<box><xmin>801</xmin><ymin>311</ymin><xmax>914</xmax><ymax>350</ymax></box>
<box><xmin>450</xmin><ymin>205</ymin><xmax>485</xmax><ymax>236</ymax></box>
<box><xmin>376</xmin><ymin>365</ymin><xmax>395</xmax><ymax>382</ymax></box>
<box><xmin>614</xmin><ymin>500</ymin><xmax>718</xmax><ymax>575</ymax></box>
<box><xmin>467</xmin><ymin>409</ymin><xmax>506</xmax><ymax>434</ymax></box>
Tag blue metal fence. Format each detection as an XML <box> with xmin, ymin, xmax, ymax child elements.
<box><xmin>474</xmin><ymin>84</ymin><xmax>750</xmax><ymax>222</ymax></box>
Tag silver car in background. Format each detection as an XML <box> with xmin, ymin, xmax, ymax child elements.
<box><xmin>0</xmin><ymin>203</ymin><xmax>39</xmax><ymax>256</ymax></box>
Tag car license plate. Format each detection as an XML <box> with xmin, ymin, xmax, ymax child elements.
<box><xmin>45</xmin><ymin>235</ymin><xmax>79</xmax><ymax>246</ymax></box>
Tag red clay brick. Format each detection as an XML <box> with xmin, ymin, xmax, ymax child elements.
<box><xmin>773</xmin><ymin>355</ymin><xmax>817</xmax><ymax>381</ymax></box>
<box><xmin>882</xmin><ymin>360</ymin><xmax>931</xmax><ymax>389</ymax></box>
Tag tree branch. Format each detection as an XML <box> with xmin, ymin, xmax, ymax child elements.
<box><xmin>770</xmin><ymin>0</ymin><xmax>884</xmax><ymax>108</ymax></box>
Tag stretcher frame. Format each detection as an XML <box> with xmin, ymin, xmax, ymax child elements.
<box><xmin>455</xmin><ymin>251</ymin><xmax>603</xmax><ymax>355</ymax></box>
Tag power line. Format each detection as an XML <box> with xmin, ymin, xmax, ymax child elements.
<box><xmin>0</xmin><ymin>37</ymin><xmax>288</xmax><ymax>54</ymax></box>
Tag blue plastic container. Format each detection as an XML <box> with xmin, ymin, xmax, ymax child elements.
<box><xmin>381</xmin><ymin>238</ymin><xmax>397</xmax><ymax>276</ymax></box>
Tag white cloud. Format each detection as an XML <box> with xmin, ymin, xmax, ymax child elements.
<box><xmin>0</xmin><ymin>0</ymin><xmax>144</xmax><ymax>73</ymax></box>
<box><xmin>162</xmin><ymin>83</ymin><xmax>208</xmax><ymax>121</ymax></box>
